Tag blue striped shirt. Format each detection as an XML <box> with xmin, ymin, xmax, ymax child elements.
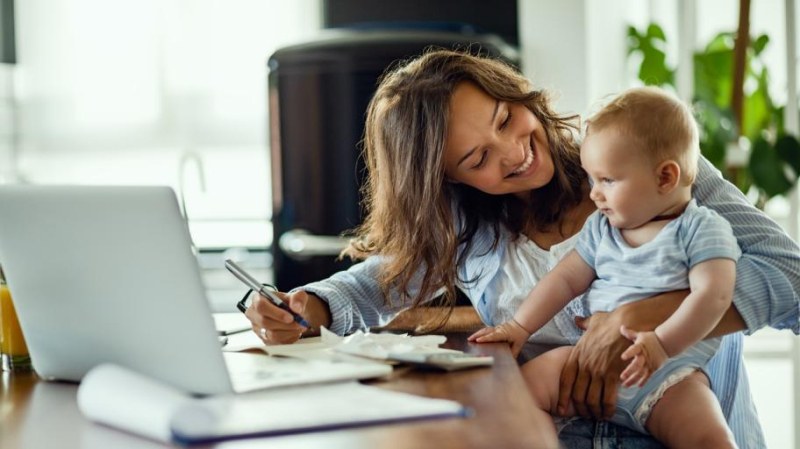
<box><xmin>303</xmin><ymin>156</ymin><xmax>800</xmax><ymax>448</ymax></box>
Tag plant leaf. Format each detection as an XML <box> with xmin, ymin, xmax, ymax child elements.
<box><xmin>775</xmin><ymin>134</ymin><xmax>800</xmax><ymax>177</ymax></box>
<box><xmin>749</xmin><ymin>137</ymin><xmax>794</xmax><ymax>197</ymax></box>
<box><xmin>647</xmin><ymin>23</ymin><xmax>667</xmax><ymax>41</ymax></box>
<box><xmin>752</xmin><ymin>34</ymin><xmax>770</xmax><ymax>55</ymax></box>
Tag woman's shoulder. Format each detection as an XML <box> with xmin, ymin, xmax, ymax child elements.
<box><xmin>678</xmin><ymin>200</ymin><xmax>735</xmax><ymax>239</ymax></box>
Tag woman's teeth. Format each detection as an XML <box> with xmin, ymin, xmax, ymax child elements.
<box><xmin>511</xmin><ymin>148</ymin><xmax>534</xmax><ymax>175</ymax></box>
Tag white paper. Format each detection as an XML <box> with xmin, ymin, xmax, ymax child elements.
<box><xmin>77</xmin><ymin>364</ymin><xmax>194</xmax><ymax>443</ymax></box>
<box><xmin>170</xmin><ymin>381</ymin><xmax>466</xmax><ymax>443</ymax></box>
<box><xmin>324</xmin><ymin>327</ymin><xmax>452</xmax><ymax>359</ymax></box>
<box><xmin>213</xmin><ymin>312</ymin><xmax>252</xmax><ymax>335</ymax></box>
<box><xmin>77</xmin><ymin>364</ymin><xmax>466</xmax><ymax>445</ymax></box>
<box><xmin>260</xmin><ymin>327</ymin><xmax>456</xmax><ymax>362</ymax></box>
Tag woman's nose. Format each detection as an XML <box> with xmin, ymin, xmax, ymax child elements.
<box><xmin>498</xmin><ymin>139</ymin><xmax>526</xmax><ymax>166</ymax></box>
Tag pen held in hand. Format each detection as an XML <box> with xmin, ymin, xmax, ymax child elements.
<box><xmin>224</xmin><ymin>259</ymin><xmax>310</xmax><ymax>328</ymax></box>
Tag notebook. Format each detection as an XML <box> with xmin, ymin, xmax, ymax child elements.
<box><xmin>0</xmin><ymin>185</ymin><xmax>391</xmax><ymax>395</ymax></box>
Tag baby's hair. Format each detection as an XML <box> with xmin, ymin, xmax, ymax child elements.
<box><xmin>586</xmin><ymin>86</ymin><xmax>699</xmax><ymax>185</ymax></box>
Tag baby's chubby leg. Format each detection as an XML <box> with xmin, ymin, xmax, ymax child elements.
<box><xmin>520</xmin><ymin>346</ymin><xmax>576</xmax><ymax>417</ymax></box>
<box><xmin>645</xmin><ymin>371</ymin><xmax>737</xmax><ymax>449</ymax></box>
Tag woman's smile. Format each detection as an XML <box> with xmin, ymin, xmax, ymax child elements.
<box><xmin>506</xmin><ymin>141</ymin><xmax>537</xmax><ymax>178</ymax></box>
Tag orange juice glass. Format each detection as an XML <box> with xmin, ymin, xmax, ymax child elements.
<box><xmin>0</xmin><ymin>273</ymin><xmax>32</xmax><ymax>371</ymax></box>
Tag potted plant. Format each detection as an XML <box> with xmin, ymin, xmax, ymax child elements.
<box><xmin>628</xmin><ymin>22</ymin><xmax>800</xmax><ymax>207</ymax></box>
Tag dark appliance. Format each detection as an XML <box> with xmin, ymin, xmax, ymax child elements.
<box><xmin>269</xmin><ymin>28</ymin><xmax>517</xmax><ymax>290</ymax></box>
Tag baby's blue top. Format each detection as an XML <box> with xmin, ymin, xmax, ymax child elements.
<box><xmin>575</xmin><ymin>200</ymin><xmax>741</xmax><ymax>313</ymax></box>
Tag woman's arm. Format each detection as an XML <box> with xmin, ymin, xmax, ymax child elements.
<box><xmin>556</xmin><ymin>290</ymin><xmax>747</xmax><ymax>419</ymax></box>
<box><xmin>694</xmin><ymin>156</ymin><xmax>800</xmax><ymax>333</ymax></box>
<box><xmin>245</xmin><ymin>255</ymin><xmax>415</xmax><ymax>344</ymax></box>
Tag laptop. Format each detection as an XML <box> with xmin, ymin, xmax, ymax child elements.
<box><xmin>0</xmin><ymin>185</ymin><xmax>390</xmax><ymax>395</ymax></box>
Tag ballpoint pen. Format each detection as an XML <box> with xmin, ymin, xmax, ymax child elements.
<box><xmin>224</xmin><ymin>259</ymin><xmax>310</xmax><ymax>328</ymax></box>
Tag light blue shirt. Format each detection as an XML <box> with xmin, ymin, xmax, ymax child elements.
<box><xmin>303</xmin><ymin>156</ymin><xmax>800</xmax><ymax>448</ymax></box>
<box><xmin>575</xmin><ymin>200</ymin><xmax>741</xmax><ymax>312</ymax></box>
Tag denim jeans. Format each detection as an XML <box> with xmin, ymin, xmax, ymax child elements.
<box><xmin>559</xmin><ymin>419</ymin><xmax>665</xmax><ymax>449</ymax></box>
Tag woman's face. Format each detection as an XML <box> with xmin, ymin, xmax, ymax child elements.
<box><xmin>443</xmin><ymin>82</ymin><xmax>555</xmax><ymax>198</ymax></box>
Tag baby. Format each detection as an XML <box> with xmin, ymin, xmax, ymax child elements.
<box><xmin>470</xmin><ymin>86</ymin><xmax>739</xmax><ymax>448</ymax></box>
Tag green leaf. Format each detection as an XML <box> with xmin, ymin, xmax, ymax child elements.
<box><xmin>647</xmin><ymin>23</ymin><xmax>667</xmax><ymax>41</ymax></box>
<box><xmin>627</xmin><ymin>23</ymin><xmax>674</xmax><ymax>87</ymax></box>
<box><xmin>752</xmin><ymin>34</ymin><xmax>770</xmax><ymax>55</ymax></box>
<box><xmin>749</xmin><ymin>137</ymin><xmax>794</xmax><ymax>197</ymax></box>
<box><xmin>775</xmin><ymin>134</ymin><xmax>800</xmax><ymax>177</ymax></box>
<box><xmin>700</xmin><ymin>130</ymin><xmax>727</xmax><ymax>170</ymax></box>
<box><xmin>694</xmin><ymin>49</ymin><xmax>733</xmax><ymax>108</ymax></box>
<box><xmin>705</xmin><ymin>32</ymin><xmax>736</xmax><ymax>52</ymax></box>
<box><xmin>639</xmin><ymin>50</ymin><xmax>673</xmax><ymax>85</ymax></box>
<box><xmin>743</xmin><ymin>86</ymin><xmax>771</xmax><ymax>140</ymax></box>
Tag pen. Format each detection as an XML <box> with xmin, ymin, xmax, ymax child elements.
<box><xmin>224</xmin><ymin>259</ymin><xmax>310</xmax><ymax>328</ymax></box>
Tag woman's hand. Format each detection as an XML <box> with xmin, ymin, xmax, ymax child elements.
<box><xmin>244</xmin><ymin>290</ymin><xmax>312</xmax><ymax>344</ymax></box>
<box><xmin>556</xmin><ymin>312</ymin><xmax>630</xmax><ymax>420</ymax></box>
<box><xmin>468</xmin><ymin>319</ymin><xmax>531</xmax><ymax>357</ymax></box>
<box><xmin>556</xmin><ymin>290</ymin><xmax>694</xmax><ymax>420</ymax></box>
<box><xmin>619</xmin><ymin>327</ymin><xmax>669</xmax><ymax>388</ymax></box>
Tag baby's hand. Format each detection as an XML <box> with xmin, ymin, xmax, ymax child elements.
<box><xmin>619</xmin><ymin>327</ymin><xmax>669</xmax><ymax>388</ymax></box>
<box><xmin>468</xmin><ymin>319</ymin><xmax>531</xmax><ymax>357</ymax></box>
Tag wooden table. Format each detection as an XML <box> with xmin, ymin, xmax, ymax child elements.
<box><xmin>1</xmin><ymin>334</ymin><xmax>552</xmax><ymax>449</ymax></box>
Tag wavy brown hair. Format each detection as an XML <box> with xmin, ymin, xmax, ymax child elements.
<box><xmin>342</xmin><ymin>49</ymin><xmax>585</xmax><ymax>313</ymax></box>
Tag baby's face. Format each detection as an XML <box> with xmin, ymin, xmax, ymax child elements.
<box><xmin>580</xmin><ymin>128</ymin><xmax>665</xmax><ymax>229</ymax></box>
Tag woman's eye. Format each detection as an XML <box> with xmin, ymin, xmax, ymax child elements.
<box><xmin>472</xmin><ymin>151</ymin><xmax>488</xmax><ymax>169</ymax></box>
<box><xmin>601</xmin><ymin>178</ymin><xmax>614</xmax><ymax>184</ymax></box>
<box><xmin>500</xmin><ymin>110</ymin><xmax>513</xmax><ymax>130</ymax></box>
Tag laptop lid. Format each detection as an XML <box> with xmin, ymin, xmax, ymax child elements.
<box><xmin>0</xmin><ymin>185</ymin><xmax>234</xmax><ymax>395</ymax></box>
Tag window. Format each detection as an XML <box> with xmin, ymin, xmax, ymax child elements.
<box><xmin>10</xmin><ymin>0</ymin><xmax>322</xmax><ymax>250</ymax></box>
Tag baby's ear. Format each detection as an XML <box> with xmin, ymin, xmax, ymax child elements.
<box><xmin>656</xmin><ymin>160</ymin><xmax>681</xmax><ymax>192</ymax></box>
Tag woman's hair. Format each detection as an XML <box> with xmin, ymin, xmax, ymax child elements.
<box><xmin>342</xmin><ymin>48</ymin><xmax>584</xmax><ymax>314</ymax></box>
<box><xmin>587</xmin><ymin>86</ymin><xmax>700</xmax><ymax>185</ymax></box>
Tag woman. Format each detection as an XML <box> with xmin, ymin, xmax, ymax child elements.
<box><xmin>245</xmin><ymin>49</ymin><xmax>800</xmax><ymax>448</ymax></box>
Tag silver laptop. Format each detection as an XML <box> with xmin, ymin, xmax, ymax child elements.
<box><xmin>0</xmin><ymin>185</ymin><xmax>389</xmax><ymax>395</ymax></box>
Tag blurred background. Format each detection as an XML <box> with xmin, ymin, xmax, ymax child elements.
<box><xmin>0</xmin><ymin>0</ymin><xmax>796</xmax><ymax>446</ymax></box>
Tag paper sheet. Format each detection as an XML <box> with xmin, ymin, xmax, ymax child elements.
<box><xmin>171</xmin><ymin>381</ymin><xmax>467</xmax><ymax>444</ymax></box>
<box><xmin>77</xmin><ymin>364</ymin><xmax>466</xmax><ymax>445</ymax></box>
<box><xmin>77</xmin><ymin>364</ymin><xmax>193</xmax><ymax>443</ymax></box>
<box><xmin>259</xmin><ymin>327</ymin><xmax>457</xmax><ymax>361</ymax></box>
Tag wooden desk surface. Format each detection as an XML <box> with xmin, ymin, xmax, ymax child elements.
<box><xmin>1</xmin><ymin>334</ymin><xmax>547</xmax><ymax>449</ymax></box>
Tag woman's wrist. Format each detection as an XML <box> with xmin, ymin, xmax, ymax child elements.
<box><xmin>614</xmin><ymin>290</ymin><xmax>689</xmax><ymax>330</ymax></box>
<box><xmin>300</xmin><ymin>291</ymin><xmax>332</xmax><ymax>336</ymax></box>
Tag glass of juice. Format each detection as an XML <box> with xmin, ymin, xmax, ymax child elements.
<box><xmin>0</xmin><ymin>266</ymin><xmax>32</xmax><ymax>372</ymax></box>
